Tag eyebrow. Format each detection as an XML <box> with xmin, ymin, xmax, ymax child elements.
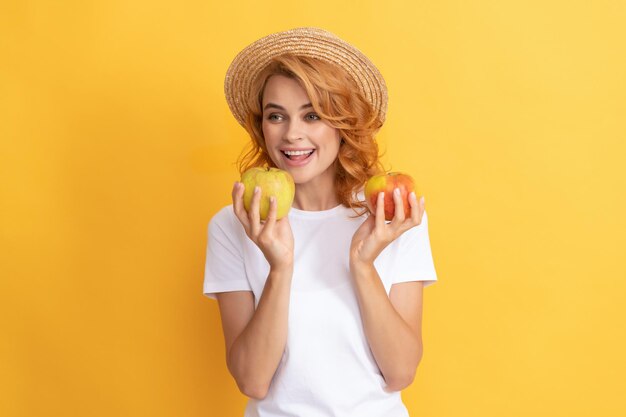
<box><xmin>263</xmin><ymin>102</ymin><xmax>313</xmax><ymax>111</ymax></box>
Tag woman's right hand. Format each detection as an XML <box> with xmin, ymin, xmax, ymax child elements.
<box><xmin>232</xmin><ymin>181</ymin><xmax>294</xmax><ymax>270</ymax></box>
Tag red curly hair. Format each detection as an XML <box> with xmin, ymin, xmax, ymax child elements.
<box><xmin>237</xmin><ymin>54</ymin><xmax>385</xmax><ymax>216</ymax></box>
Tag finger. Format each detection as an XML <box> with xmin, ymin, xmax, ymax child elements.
<box><xmin>262</xmin><ymin>195</ymin><xmax>277</xmax><ymax>236</ymax></box>
<box><xmin>390</xmin><ymin>187</ymin><xmax>405</xmax><ymax>228</ymax></box>
<box><xmin>232</xmin><ymin>182</ymin><xmax>251</xmax><ymax>231</ymax></box>
<box><xmin>393</xmin><ymin>191</ymin><xmax>419</xmax><ymax>235</ymax></box>
<box><xmin>249</xmin><ymin>186</ymin><xmax>261</xmax><ymax>237</ymax></box>
<box><xmin>418</xmin><ymin>195</ymin><xmax>425</xmax><ymax>224</ymax></box>
<box><xmin>375</xmin><ymin>191</ymin><xmax>386</xmax><ymax>229</ymax></box>
<box><xmin>409</xmin><ymin>191</ymin><xmax>421</xmax><ymax>226</ymax></box>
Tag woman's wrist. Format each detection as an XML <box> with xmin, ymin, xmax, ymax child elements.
<box><xmin>349</xmin><ymin>258</ymin><xmax>375</xmax><ymax>274</ymax></box>
<box><xmin>269</xmin><ymin>259</ymin><xmax>294</xmax><ymax>275</ymax></box>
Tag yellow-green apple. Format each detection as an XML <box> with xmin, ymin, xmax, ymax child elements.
<box><xmin>364</xmin><ymin>172</ymin><xmax>417</xmax><ymax>221</ymax></box>
<box><xmin>241</xmin><ymin>167</ymin><xmax>295</xmax><ymax>220</ymax></box>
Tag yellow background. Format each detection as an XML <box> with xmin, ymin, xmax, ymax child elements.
<box><xmin>1</xmin><ymin>0</ymin><xmax>625</xmax><ymax>416</ymax></box>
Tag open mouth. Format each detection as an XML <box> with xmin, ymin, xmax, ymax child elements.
<box><xmin>281</xmin><ymin>149</ymin><xmax>315</xmax><ymax>161</ymax></box>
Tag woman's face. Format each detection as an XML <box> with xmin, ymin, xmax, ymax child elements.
<box><xmin>261</xmin><ymin>74</ymin><xmax>342</xmax><ymax>186</ymax></box>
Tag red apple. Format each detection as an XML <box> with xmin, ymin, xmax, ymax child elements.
<box><xmin>241</xmin><ymin>167</ymin><xmax>295</xmax><ymax>220</ymax></box>
<box><xmin>364</xmin><ymin>172</ymin><xmax>417</xmax><ymax>221</ymax></box>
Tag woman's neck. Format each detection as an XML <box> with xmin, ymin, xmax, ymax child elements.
<box><xmin>292</xmin><ymin>176</ymin><xmax>339</xmax><ymax>211</ymax></box>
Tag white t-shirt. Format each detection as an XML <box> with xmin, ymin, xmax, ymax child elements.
<box><xmin>203</xmin><ymin>202</ymin><xmax>438</xmax><ymax>417</ymax></box>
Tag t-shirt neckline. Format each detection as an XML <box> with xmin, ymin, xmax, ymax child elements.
<box><xmin>288</xmin><ymin>203</ymin><xmax>347</xmax><ymax>219</ymax></box>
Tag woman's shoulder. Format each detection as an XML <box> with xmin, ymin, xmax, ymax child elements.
<box><xmin>208</xmin><ymin>204</ymin><xmax>239</xmax><ymax>232</ymax></box>
<box><xmin>213</xmin><ymin>203</ymin><xmax>235</xmax><ymax>217</ymax></box>
<box><xmin>398</xmin><ymin>209</ymin><xmax>431</xmax><ymax>244</ymax></box>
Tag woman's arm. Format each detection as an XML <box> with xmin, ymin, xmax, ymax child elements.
<box><xmin>216</xmin><ymin>182</ymin><xmax>295</xmax><ymax>400</ymax></box>
<box><xmin>349</xmin><ymin>262</ymin><xmax>424</xmax><ymax>391</ymax></box>
<box><xmin>349</xmin><ymin>189</ymin><xmax>427</xmax><ymax>391</ymax></box>
<box><xmin>216</xmin><ymin>263</ymin><xmax>293</xmax><ymax>400</ymax></box>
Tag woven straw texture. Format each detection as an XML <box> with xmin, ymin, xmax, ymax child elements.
<box><xmin>224</xmin><ymin>27</ymin><xmax>388</xmax><ymax>127</ymax></box>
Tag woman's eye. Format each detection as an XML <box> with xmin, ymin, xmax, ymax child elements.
<box><xmin>306</xmin><ymin>113</ymin><xmax>320</xmax><ymax>121</ymax></box>
<box><xmin>267</xmin><ymin>114</ymin><xmax>282</xmax><ymax>121</ymax></box>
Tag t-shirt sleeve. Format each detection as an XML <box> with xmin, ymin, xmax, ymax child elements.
<box><xmin>390</xmin><ymin>210</ymin><xmax>438</xmax><ymax>287</ymax></box>
<box><xmin>203</xmin><ymin>206</ymin><xmax>252</xmax><ymax>300</ymax></box>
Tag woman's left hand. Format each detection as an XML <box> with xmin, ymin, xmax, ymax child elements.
<box><xmin>350</xmin><ymin>188</ymin><xmax>425</xmax><ymax>267</ymax></box>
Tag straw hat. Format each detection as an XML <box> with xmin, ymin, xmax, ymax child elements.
<box><xmin>224</xmin><ymin>27</ymin><xmax>388</xmax><ymax>127</ymax></box>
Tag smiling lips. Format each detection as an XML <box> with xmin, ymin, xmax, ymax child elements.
<box><xmin>280</xmin><ymin>148</ymin><xmax>315</xmax><ymax>166</ymax></box>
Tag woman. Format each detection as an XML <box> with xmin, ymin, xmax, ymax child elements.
<box><xmin>204</xmin><ymin>27</ymin><xmax>438</xmax><ymax>417</ymax></box>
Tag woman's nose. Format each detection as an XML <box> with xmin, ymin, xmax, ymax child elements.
<box><xmin>284</xmin><ymin>119</ymin><xmax>305</xmax><ymax>142</ymax></box>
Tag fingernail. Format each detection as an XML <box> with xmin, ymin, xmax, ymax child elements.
<box><xmin>380</xmin><ymin>192</ymin><xmax>385</xmax><ymax>199</ymax></box>
<box><xmin>394</xmin><ymin>188</ymin><xmax>400</xmax><ymax>196</ymax></box>
<box><xmin>420</xmin><ymin>196</ymin><xmax>425</xmax><ymax>204</ymax></box>
<box><xmin>270</xmin><ymin>196</ymin><xmax>276</xmax><ymax>204</ymax></box>
<box><xmin>254</xmin><ymin>186</ymin><xmax>260</xmax><ymax>194</ymax></box>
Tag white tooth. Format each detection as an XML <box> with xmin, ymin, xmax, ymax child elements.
<box><xmin>284</xmin><ymin>150</ymin><xmax>313</xmax><ymax>155</ymax></box>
